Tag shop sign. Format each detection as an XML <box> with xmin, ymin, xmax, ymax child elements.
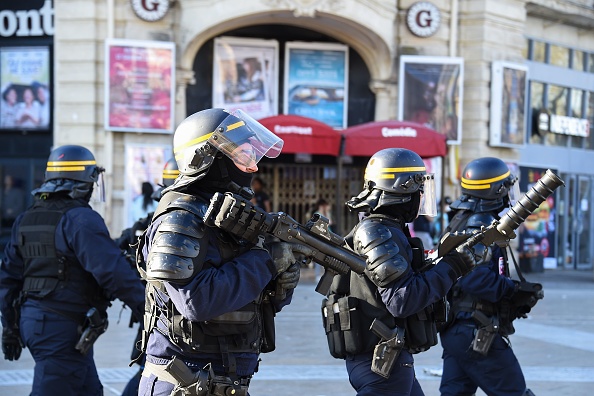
<box><xmin>130</xmin><ymin>0</ymin><xmax>170</xmax><ymax>22</ymax></box>
<box><xmin>0</xmin><ymin>0</ymin><xmax>54</xmax><ymax>37</ymax></box>
<box><xmin>538</xmin><ymin>110</ymin><xmax>590</xmax><ymax>137</ymax></box>
<box><xmin>406</xmin><ymin>2</ymin><xmax>441</xmax><ymax>38</ymax></box>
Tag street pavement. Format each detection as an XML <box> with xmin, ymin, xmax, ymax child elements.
<box><xmin>1</xmin><ymin>267</ymin><xmax>593</xmax><ymax>395</ymax></box>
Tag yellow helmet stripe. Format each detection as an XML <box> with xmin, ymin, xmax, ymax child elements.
<box><xmin>46</xmin><ymin>166</ymin><xmax>86</xmax><ymax>172</ymax></box>
<box><xmin>227</xmin><ymin>121</ymin><xmax>245</xmax><ymax>131</ymax></box>
<box><xmin>47</xmin><ymin>160</ymin><xmax>96</xmax><ymax>166</ymax></box>
<box><xmin>461</xmin><ymin>170</ymin><xmax>510</xmax><ymax>185</ymax></box>
<box><xmin>162</xmin><ymin>170</ymin><xmax>180</xmax><ymax>175</ymax></box>
<box><xmin>174</xmin><ymin>132</ymin><xmax>213</xmax><ymax>154</ymax></box>
<box><xmin>365</xmin><ymin>166</ymin><xmax>426</xmax><ymax>179</ymax></box>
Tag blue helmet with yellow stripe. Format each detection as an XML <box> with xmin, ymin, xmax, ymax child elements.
<box><xmin>460</xmin><ymin>157</ymin><xmax>516</xmax><ymax>201</ymax></box>
<box><xmin>45</xmin><ymin>145</ymin><xmax>103</xmax><ymax>183</ymax></box>
<box><xmin>172</xmin><ymin>108</ymin><xmax>283</xmax><ymax>183</ymax></box>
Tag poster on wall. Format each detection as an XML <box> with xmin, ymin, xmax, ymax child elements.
<box><xmin>489</xmin><ymin>61</ymin><xmax>528</xmax><ymax>148</ymax></box>
<box><xmin>0</xmin><ymin>46</ymin><xmax>50</xmax><ymax>130</ymax></box>
<box><xmin>213</xmin><ymin>37</ymin><xmax>278</xmax><ymax>120</ymax></box>
<box><xmin>284</xmin><ymin>42</ymin><xmax>349</xmax><ymax>129</ymax></box>
<box><xmin>518</xmin><ymin>166</ymin><xmax>558</xmax><ymax>267</ymax></box>
<box><xmin>398</xmin><ymin>56</ymin><xmax>464</xmax><ymax>145</ymax></box>
<box><xmin>125</xmin><ymin>144</ymin><xmax>172</xmax><ymax>227</ymax></box>
<box><xmin>105</xmin><ymin>39</ymin><xmax>175</xmax><ymax>133</ymax></box>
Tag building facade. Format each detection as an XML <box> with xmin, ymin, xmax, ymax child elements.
<box><xmin>1</xmin><ymin>0</ymin><xmax>593</xmax><ymax>270</ymax></box>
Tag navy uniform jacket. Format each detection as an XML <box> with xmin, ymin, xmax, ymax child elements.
<box><xmin>0</xmin><ymin>198</ymin><xmax>145</xmax><ymax>327</ymax></box>
<box><xmin>376</xmin><ymin>226</ymin><xmax>460</xmax><ymax>319</ymax></box>
<box><xmin>141</xmin><ymin>212</ymin><xmax>293</xmax><ymax>376</ymax></box>
<box><xmin>452</xmin><ymin>245</ymin><xmax>516</xmax><ymax>321</ymax></box>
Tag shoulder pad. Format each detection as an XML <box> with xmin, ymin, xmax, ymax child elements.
<box><xmin>466</xmin><ymin>212</ymin><xmax>496</xmax><ymax>230</ymax></box>
<box><xmin>354</xmin><ymin>219</ymin><xmax>409</xmax><ymax>287</ymax></box>
<box><xmin>167</xmin><ymin>194</ymin><xmax>209</xmax><ymax>218</ymax></box>
<box><xmin>146</xmin><ymin>210</ymin><xmax>208</xmax><ymax>283</ymax></box>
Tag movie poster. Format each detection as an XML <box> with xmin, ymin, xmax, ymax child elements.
<box><xmin>213</xmin><ymin>37</ymin><xmax>278</xmax><ymax>120</ymax></box>
<box><xmin>0</xmin><ymin>46</ymin><xmax>50</xmax><ymax>130</ymax></box>
<box><xmin>490</xmin><ymin>61</ymin><xmax>528</xmax><ymax>147</ymax></box>
<box><xmin>398</xmin><ymin>56</ymin><xmax>464</xmax><ymax>145</ymax></box>
<box><xmin>284</xmin><ymin>42</ymin><xmax>348</xmax><ymax>129</ymax></box>
<box><xmin>105</xmin><ymin>39</ymin><xmax>175</xmax><ymax>133</ymax></box>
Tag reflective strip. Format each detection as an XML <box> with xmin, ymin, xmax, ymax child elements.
<box><xmin>461</xmin><ymin>170</ymin><xmax>510</xmax><ymax>185</ymax></box>
<box><xmin>174</xmin><ymin>132</ymin><xmax>213</xmax><ymax>154</ymax></box>
<box><xmin>47</xmin><ymin>160</ymin><xmax>96</xmax><ymax>166</ymax></box>
<box><xmin>365</xmin><ymin>166</ymin><xmax>426</xmax><ymax>179</ymax></box>
<box><xmin>227</xmin><ymin>120</ymin><xmax>245</xmax><ymax>131</ymax></box>
<box><xmin>46</xmin><ymin>166</ymin><xmax>86</xmax><ymax>172</ymax></box>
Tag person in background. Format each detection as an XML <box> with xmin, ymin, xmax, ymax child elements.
<box><xmin>15</xmin><ymin>87</ymin><xmax>40</xmax><ymax>128</ymax></box>
<box><xmin>251</xmin><ymin>175</ymin><xmax>272</xmax><ymax>212</ymax></box>
<box><xmin>1</xmin><ymin>85</ymin><xmax>19</xmax><ymax>128</ymax></box>
<box><xmin>0</xmin><ymin>145</ymin><xmax>145</xmax><ymax>395</ymax></box>
<box><xmin>33</xmin><ymin>82</ymin><xmax>50</xmax><ymax>128</ymax></box>
<box><xmin>137</xmin><ymin>108</ymin><xmax>311</xmax><ymax>395</ymax></box>
<box><xmin>438</xmin><ymin>157</ymin><xmax>535</xmax><ymax>396</ymax></box>
<box><xmin>131</xmin><ymin>181</ymin><xmax>158</xmax><ymax>224</ymax></box>
<box><xmin>323</xmin><ymin>148</ymin><xmax>478</xmax><ymax>396</ymax></box>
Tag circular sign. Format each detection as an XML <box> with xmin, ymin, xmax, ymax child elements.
<box><xmin>406</xmin><ymin>2</ymin><xmax>441</xmax><ymax>38</ymax></box>
<box><xmin>130</xmin><ymin>0</ymin><xmax>170</xmax><ymax>22</ymax></box>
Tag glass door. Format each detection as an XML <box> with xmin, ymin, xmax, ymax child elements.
<box><xmin>575</xmin><ymin>176</ymin><xmax>592</xmax><ymax>269</ymax></box>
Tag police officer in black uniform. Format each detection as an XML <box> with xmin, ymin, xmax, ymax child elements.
<box><xmin>137</xmin><ymin>108</ymin><xmax>310</xmax><ymax>395</ymax></box>
<box><xmin>323</xmin><ymin>148</ymin><xmax>478</xmax><ymax>395</ymax></box>
<box><xmin>438</xmin><ymin>157</ymin><xmax>534</xmax><ymax>396</ymax></box>
<box><xmin>118</xmin><ymin>157</ymin><xmax>179</xmax><ymax>396</ymax></box>
<box><xmin>0</xmin><ymin>144</ymin><xmax>145</xmax><ymax>395</ymax></box>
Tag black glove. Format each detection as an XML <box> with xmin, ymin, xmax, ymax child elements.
<box><xmin>443</xmin><ymin>241</ymin><xmax>477</xmax><ymax>278</ymax></box>
<box><xmin>2</xmin><ymin>327</ymin><xmax>24</xmax><ymax>361</ymax></box>
<box><xmin>266</xmin><ymin>241</ymin><xmax>315</xmax><ymax>276</ymax></box>
<box><xmin>276</xmin><ymin>262</ymin><xmax>301</xmax><ymax>292</ymax></box>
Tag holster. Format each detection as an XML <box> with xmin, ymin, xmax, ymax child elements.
<box><xmin>75</xmin><ymin>308</ymin><xmax>108</xmax><ymax>355</ymax></box>
<box><xmin>471</xmin><ymin>310</ymin><xmax>499</xmax><ymax>356</ymax></box>
<box><xmin>369</xmin><ymin>319</ymin><xmax>405</xmax><ymax>379</ymax></box>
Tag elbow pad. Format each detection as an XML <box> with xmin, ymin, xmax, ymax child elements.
<box><xmin>146</xmin><ymin>210</ymin><xmax>208</xmax><ymax>284</ymax></box>
<box><xmin>353</xmin><ymin>220</ymin><xmax>409</xmax><ymax>287</ymax></box>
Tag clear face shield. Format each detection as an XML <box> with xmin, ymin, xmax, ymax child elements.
<box><xmin>208</xmin><ymin>109</ymin><xmax>284</xmax><ymax>171</ymax></box>
<box><xmin>90</xmin><ymin>168</ymin><xmax>106</xmax><ymax>203</ymax></box>
<box><xmin>418</xmin><ymin>174</ymin><xmax>437</xmax><ymax>217</ymax></box>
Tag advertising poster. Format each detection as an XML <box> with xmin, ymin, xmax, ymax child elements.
<box><xmin>284</xmin><ymin>42</ymin><xmax>349</xmax><ymax>129</ymax></box>
<box><xmin>518</xmin><ymin>166</ymin><xmax>558</xmax><ymax>263</ymax></box>
<box><xmin>105</xmin><ymin>39</ymin><xmax>175</xmax><ymax>133</ymax></box>
<box><xmin>398</xmin><ymin>56</ymin><xmax>464</xmax><ymax>145</ymax></box>
<box><xmin>0</xmin><ymin>46</ymin><xmax>50</xmax><ymax>130</ymax></box>
<box><xmin>213</xmin><ymin>37</ymin><xmax>279</xmax><ymax>120</ymax></box>
<box><xmin>125</xmin><ymin>144</ymin><xmax>171</xmax><ymax>227</ymax></box>
<box><xmin>489</xmin><ymin>61</ymin><xmax>528</xmax><ymax>147</ymax></box>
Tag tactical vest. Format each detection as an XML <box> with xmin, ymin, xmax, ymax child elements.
<box><xmin>138</xmin><ymin>192</ymin><xmax>276</xmax><ymax>364</ymax></box>
<box><xmin>16</xmin><ymin>198</ymin><xmax>105</xmax><ymax>307</ymax></box>
<box><xmin>323</xmin><ymin>215</ymin><xmax>442</xmax><ymax>358</ymax></box>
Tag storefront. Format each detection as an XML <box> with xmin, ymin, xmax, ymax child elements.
<box><xmin>0</xmin><ymin>0</ymin><xmax>54</xmax><ymax>254</ymax></box>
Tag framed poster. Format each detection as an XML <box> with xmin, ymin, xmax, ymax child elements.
<box><xmin>489</xmin><ymin>61</ymin><xmax>528</xmax><ymax>147</ymax></box>
<box><xmin>213</xmin><ymin>36</ymin><xmax>279</xmax><ymax>120</ymax></box>
<box><xmin>0</xmin><ymin>46</ymin><xmax>51</xmax><ymax>130</ymax></box>
<box><xmin>124</xmin><ymin>144</ymin><xmax>172</xmax><ymax>227</ymax></box>
<box><xmin>104</xmin><ymin>39</ymin><xmax>175</xmax><ymax>133</ymax></box>
<box><xmin>398</xmin><ymin>56</ymin><xmax>464</xmax><ymax>145</ymax></box>
<box><xmin>284</xmin><ymin>42</ymin><xmax>349</xmax><ymax>129</ymax></box>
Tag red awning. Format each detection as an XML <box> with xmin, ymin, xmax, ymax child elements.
<box><xmin>341</xmin><ymin>120</ymin><xmax>447</xmax><ymax>158</ymax></box>
<box><xmin>258</xmin><ymin>115</ymin><xmax>342</xmax><ymax>156</ymax></box>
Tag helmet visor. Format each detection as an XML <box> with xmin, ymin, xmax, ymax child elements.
<box><xmin>418</xmin><ymin>174</ymin><xmax>437</xmax><ymax>217</ymax></box>
<box><xmin>90</xmin><ymin>172</ymin><xmax>105</xmax><ymax>202</ymax></box>
<box><xmin>208</xmin><ymin>109</ymin><xmax>284</xmax><ymax>168</ymax></box>
<box><xmin>508</xmin><ymin>178</ymin><xmax>521</xmax><ymax>206</ymax></box>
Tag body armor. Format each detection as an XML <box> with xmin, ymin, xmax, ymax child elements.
<box><xmin>16</xmin><ymin>198</ymin><xmax>104</xmax><ymax>306</ymax></box>
<box><xmin>138</xmin><ymin>192</ymin><xmax>273</xmax><ymax>359</ymax></box>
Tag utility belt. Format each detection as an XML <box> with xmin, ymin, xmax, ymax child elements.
<box><xmin>143</xmin><ymin>357</ymin><xmax>250</xmax><ymax>396</ymax></box>
<box><xmin>452</xmin><ymin>296</ymin><xmax>501</xmax><ymax>356</ymax></box>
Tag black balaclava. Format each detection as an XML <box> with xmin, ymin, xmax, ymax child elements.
<box><xmin>187</xmin><ymin>154</ymin><xmax>253</xmax><ymax>196</ymax></box>
<box><xmin>373</xmin><ymin>191</ymin><xmax>421</xmax><ymax>224</ymax></box>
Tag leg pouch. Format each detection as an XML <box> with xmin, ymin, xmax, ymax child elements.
<box><xmin>338</xmin><ymin>296</ymin><xmax>362</xmax><ymax>355</ymax></box>
<box><xmin>321</xmin><ymin>295</ymin><xmax>346</xmax><ymax>359</ymax></box>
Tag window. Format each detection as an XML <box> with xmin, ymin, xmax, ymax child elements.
<box><xmin>570</xmin><ymin>89</ymin><xmax>584</xmax><ymax>149</ymax></box>
<box><xmin>550</xmin><ymin>45</ymin><xmax>570</xmax><ymax>68</ymax></box>
<box><xmin>573</xmin><ymin>50</ymin><xmax>585</xmax><ymax>71</ymax></box>
<box><xmin>546</xmin><ymin>84</ymin><xmax>569</xmax><ymax>146</ymax></box>
<box><xmin>533</xmin><ymin>41</ymin><xmax>546</xmax><ymax>63</ymax></box>
<box><xmin>529</xmin><ymin>81</ymin><xmax>545</xmax><ymax>144</ymax></box>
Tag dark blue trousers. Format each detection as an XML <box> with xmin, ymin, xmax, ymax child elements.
<box><xmin>20</xmin><ymin>305</ymin><xmax>103</xmax><ymax>396</ymax></box>
<box><xmin>346</xmin><ymin>351</ymin><xmax>425</xmax><ymax>396</ymax></box>
<box><xmin>439</xmin><ymin>321</ymin><xmax>526</xmax><ymax>396</ymax></box>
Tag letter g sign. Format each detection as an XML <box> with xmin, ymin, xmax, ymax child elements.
<box><xmin>406</xmin><ymin>2</ymin><xmax>441</xmax><ymax>38</ymax></box>
<box><xmin>131</xmin><ymin>0</ymin><xmax>170</xmax><ymax>22</ymax></box>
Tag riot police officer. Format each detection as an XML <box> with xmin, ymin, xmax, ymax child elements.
<box><xmin>0</xmin><ymin>144</ymin><xmax>145</xmax><ymax>395</ymax></box>
<box><xmin>137</xmin><ymin>108</ymin><xmax>310</xmax><ymax>395</ymax></box>
<box><xmin>323</xmin><ymin>148</ymin><xmax>478</xmax><ymax>395</ymax></box>
<box><xmin>438</xmin><ymin>157</ymin><xmax>534</xmax><ymax>396</ymax></box>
